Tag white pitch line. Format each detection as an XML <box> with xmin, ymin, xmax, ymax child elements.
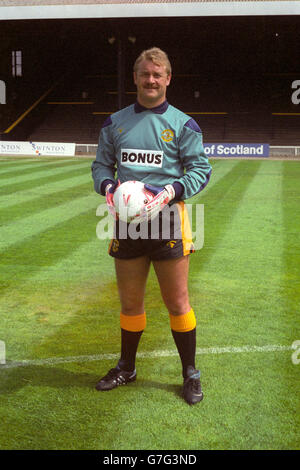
<box><xmin>0</xmin><ymin>344</ymin><xmax>293</xmax><ymax>370</ymax></box>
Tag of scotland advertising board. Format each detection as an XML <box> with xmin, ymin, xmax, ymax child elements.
<box><xmin>203</xmin><ymin>143</ymin><xmax>269</xmax><ymax>158</ymax></box>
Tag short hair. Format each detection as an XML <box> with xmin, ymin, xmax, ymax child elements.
<box><xmin>133</xmin><ymin>47</ymin><xmax>172</xmax><ymax>75</ymax></box>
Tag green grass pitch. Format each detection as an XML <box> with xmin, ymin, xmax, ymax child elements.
<box><xmin>0</xmin><ymin>155</ymin><xmax>299</xmax><ymax>450</ymax></box>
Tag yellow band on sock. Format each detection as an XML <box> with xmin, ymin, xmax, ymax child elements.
<box><xmin>120</xmin><ymin>312</ymin><xmax>146</xmax><ymax>332</ymax></box>
<box><xmin>169</xmin><ymin>308</ymin><xmax>196</xmax><ymax>333</ymax></box>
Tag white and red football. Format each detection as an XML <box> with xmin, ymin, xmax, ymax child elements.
<box><xmin>113</xmin><ymin>180</ymin><xmax>154</xmax><ymax>223</ymax></box>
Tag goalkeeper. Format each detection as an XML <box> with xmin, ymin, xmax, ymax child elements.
<box><xmin>91</xmin><ymin>47</ymin><xmax>212</xmax><ymax>405</ymax></box>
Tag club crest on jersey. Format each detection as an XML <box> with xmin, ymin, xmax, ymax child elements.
<box><xmin>121</xmin><ymin>149</ymin><xmax>163</xmax><ymax>168</ymax></box>
<box><xmin>161</xmin><ymin>129</ymin><xmax>174</xmax><ymax>142</ymax></box>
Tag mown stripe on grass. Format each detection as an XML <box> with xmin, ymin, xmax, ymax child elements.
<box><xmin>0</xmin><ymin>163</ymin><xmax>90</xmax><ymax>196</ymax></box>
<box><xmin>189</xmin><ymin>158</ymin><xmax>240</xmax><ymax>201</ymax></box>
<box><xmin>0</xmin><ymin>172</ymin><xmax>96</xmax><ymax>210</ymax></box>
<box><xmin>0</xmin><ymin>159</ymin><xmax>229</xmax><ymax>223</ymax></box>
<box><xmin>191</xmin><ymin>159</ymin><xmax>262</xmax><ymax>266</ymax></box>
<box><xmin>0</xmin><ymin>206</ymin><xmax>100</xmax><ymax>297</ymax></box>
<box><xmin>189</xmin><ymin>161</ymin><xmax>292</xmax><ymax>348</ymax></box>
<box><xmin>0</xmin><ymin>193</ymin><xmax>99</xmax><ymax>251</ymax></box>
<box><xmin>203</xmin><ymin>160</ymin><xmax>284</xmax><ymax>275</ymax></box>
<box><xmin>0</xmin><ymin>158</ymin><xmax>86</xmax><ymax>178</ymax></box>
<box><xmin>0</xmin><ymin>159</ymin><xmax>64</xmax><ymax>174</ymax></box>
<box><xmin>281</xmin><ymin>161</ymin><xmax>300</xmax><ymax>321</ymax></box>
<box><xmin>0</xmin><ymin>344</ymin><xmax>293</xmax><ymax>369</ymax></box>
<box><xmin>27</xmin><ymin>234</ymin><xmax>109</xmax><ymax>283</ymax></box>
<box><xmin>0</xmin><ymin>159</ymin><xmax>88</xmax><ymax>187</ymax></box>
<box><xmin>0</xmin><ymin>157</ymin><xmax>60</xmax><ymax>170</ymax></box>
<box><xmin>0</xmin><ymin>182</ymin><xmax>94</xmax><ymax>225</ymax></box>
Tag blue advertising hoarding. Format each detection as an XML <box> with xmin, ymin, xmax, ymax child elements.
<box><xmin>203</xmin><ymin>143</ymin><xmax>270</xmax><ymax>157</ymax></box>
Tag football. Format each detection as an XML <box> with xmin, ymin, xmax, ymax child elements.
<box><xmin>113</xmin><ymin>180</ymin><xmax>154</xmax><ymax>223</ymax></box>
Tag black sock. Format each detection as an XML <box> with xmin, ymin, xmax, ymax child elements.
<box><xmin>171</xmin><ymin>328</ymin><xmax>196</xmax><ymax>379</ymax></box>
<box><xmin>117</xmin><ymin>328</ymin><xmax>143</xmax><ymax>372</ymax></box>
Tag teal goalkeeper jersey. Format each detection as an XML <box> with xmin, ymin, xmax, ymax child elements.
<box><xmin>91</xmin><ymin>101</ymin><xmax>212</xmax><ymax>200</ymax></box>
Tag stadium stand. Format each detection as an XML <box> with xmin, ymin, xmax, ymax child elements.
<box><xmin>3</xmin><ymin>74</ymin><xmax>299</xmax><ymax>145</ymax></box>
<box><xmin>1</xmin><ymin>62</ymin><xmax>299</xmax><ymax>146</ymax></box>
<box><xmin>1</xmin><ymin>15</ymin><xmax>299</xmax><ymax>146</ymax></box>
<box><xmin>23</xmin><ymin>71</ymin><xmax>300</xmax><ymax>145</ymax></box>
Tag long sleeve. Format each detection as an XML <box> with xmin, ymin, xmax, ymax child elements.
<box><xmin>91</xmin><ymin>116</ymin><xmax>116</xmax><ymax>195</ymax></box>
<box><xmin>173</xmin><ymin>118</ymin><xmax>212</xmax><ymax>200</ymax></box>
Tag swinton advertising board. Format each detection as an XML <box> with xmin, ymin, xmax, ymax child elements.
<box><xmin>0</xmin><ymin>141</ymin><xmax>76</xmax><ymax>156</ymax></box>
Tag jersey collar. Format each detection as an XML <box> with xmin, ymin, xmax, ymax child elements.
<box><xmin>134</xmin><ymin>100</ymin><xmax>169</xmax><ymax>114</ymax></box>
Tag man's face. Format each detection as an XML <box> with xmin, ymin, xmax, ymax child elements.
<box><xmin>134</xmin><ymin>59</ymin><xmax>171</xmax><ymax>108</ymax></box>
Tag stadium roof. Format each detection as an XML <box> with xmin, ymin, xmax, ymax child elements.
<box><xmin>1</xmin><ymin>0</ymin><xmax>300</xmax><ymax>3</ymax></box>
<box><xmin>0</xmin><ymin>0</ymin><xmax>300</xmax><ymax>19</ymax></box>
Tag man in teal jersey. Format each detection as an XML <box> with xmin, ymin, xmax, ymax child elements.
<box><xmin>91</xmin><ymin>47</ymin><xmax>211</xmax><ymax>405</ymax></box>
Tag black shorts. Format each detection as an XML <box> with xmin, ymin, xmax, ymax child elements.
<box><xmin>108</xmin><ymin>201</ymin><xmax>195</xmax><ymax>260</ymax></box>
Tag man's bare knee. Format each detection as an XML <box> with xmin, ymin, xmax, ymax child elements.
<box><xmin>121</xmin><ymin>304</ymin><xmax>145</xmax><ymax>316</ymax></box>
